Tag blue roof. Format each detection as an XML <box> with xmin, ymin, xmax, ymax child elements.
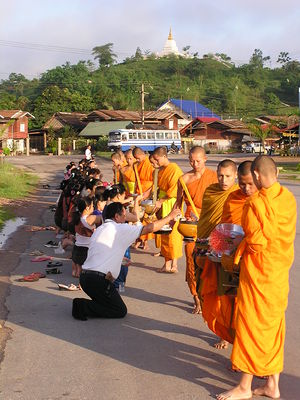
<box><xmin>168</xmin><ymin>98</ymin><xmax>221</xmax><ymax>119</ymax></box>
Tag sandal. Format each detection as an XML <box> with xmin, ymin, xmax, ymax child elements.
<box><xmin>58</xmin><ymin>283</ymin><xmax>80</xmax><ymax>291</ymax></box>
<box><xmin>47</xmin><ymin>261</ymin><xmax>63</xmax><ymax>267</ymax></box>
<box><xmin>18</xmin><ymin>274</ymin><xmax>40</xmax><ymax>282</ymax></box>
<box><xmin>31</xmin><ymin>256</ymin><xmax>53</xmax><ymax>262</ymax></box>
<box><xmin>30</xmin><ymin>250</ymin><xmax>44</xmax><ymax>256</ymax></box>
<box><xmin>46</xmin><ymin>267</ymin><xmax>61</xmax><ymax>274</ymax></box>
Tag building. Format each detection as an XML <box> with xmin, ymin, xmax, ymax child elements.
<box><xmin>181</xmin><ymin>118</ymin><xmax>250</xmax><ymax>151</ymax></box>
<box><xmin>158</xmin><ymin>98</ymin><xmax>221</xmax><ymax>129</ymax></box>
<box><xmin>0</xmin><ymin>110</ymin><xmax>34</xmax><ymax>153</ymax></box>
<box><xmin>43</xmin><ymin>112</ymin><xmax>87</xmax><ymax>133</ymax></box>
<box><xmin>159</xmin><ymin>28</ymin><xmax>182</xmax><ymax>57</ymax></box>
<box><xmin>79</xmin><ymin>109</ymin><xmax>183</xmax><ymax>138</ymax></box>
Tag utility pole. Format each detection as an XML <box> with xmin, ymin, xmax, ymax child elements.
<box><xmin>298</xmin><ymin>87</ymin><xmax>300</xmax><ymax>147</ymax></box>
<box><xmin>140</xmin><ymin>83</ymin><xmax>149</xmax><ymax>128</ymax></box>
<box><xmin>141</xmin><ymin>83</ymin><xmax>145</xmax><ymax>128</ymax></box>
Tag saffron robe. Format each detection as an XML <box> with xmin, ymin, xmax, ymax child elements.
<box><xmin>231</xmin><ymin>182</ymin><xmax>297</xmax><ymax>376</ymax></box>
<box><xmin>184</xmin><ymin>169</ymin><xmax>218</xmax><ymax>296</ymax></box>
<box><xmin>136</xmin><ymin>157</ymin><xmax>154</xmax><ymax>193</ymax></box>
<box><xmin>201</xmin><ymin>189</ymin><xmax>248</xmax><ymax>343</ymax></box>
<box><xmin>158</xmin><ymin>162</ymin><xmax>183</xmax><ymax>260</ymax></box>
<box><xmin>196</xmin><ymin>183</ymin><xmax>239</xmax><ymax>307</ymax></box>
<box><xmin>121</xmin><ymin>166</ymin><xmax>136</xmax><ymax>194</ymax></box>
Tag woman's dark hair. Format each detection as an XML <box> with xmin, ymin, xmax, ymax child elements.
<box><xmin>107</xmin><ymin>183</ymin><xmax>126</xmax><ymax>200</ymax></box>
<box><xmin>84</xmin><ymin>178</ymin><xmax>99</xmax><ymax>191</ymax></box>
<box><xmin>105</xmin><ymin>202</ymin><xmax>124</xmax><ymax>220</ymax></box>
<box><xmin>93</xmin><ymin>190</ymin><xmax>105</xmax><ymax>209</ymax></box>
<box><xmin>72</xmin><ymin>196</ymin><xmax>93</xmax><ymax>226</ymax></box>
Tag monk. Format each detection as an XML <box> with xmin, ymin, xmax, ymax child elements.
<box><xmin>111</xmin><ymin>152</ymin><xmax>123</xmax><ymax>184</ymax></box>
<box><xmin>205</xmin><ymin>161</ymin><xmax>258</xmax><ymax>350</ymax></box>
<box><xmin>152</xmin><ymin>146</ymin><xmax>183</xmax><ymax>273</ymax></box>
<box><xmin>132</xmin><ymin>147</ymin><xmax>154</xmax><ymax>194</ymax></box>
<box><xmin>195</xmin><ymin>159</ymin><xmax>238</xmax><ymax>330</ymax></box>
<box><xmin>132</xmin><ymin>147</ymin><xmax>155</xmax><ymax>249</ymax></box>
<box><xmin>217</xmin><ymin>155</ymin><xmax>297</xmax><ymax>400</ymax></box>
<box><xmin>120</xmin><ymin>149</ymin><xmax>136</xmax><ymax>195</ymax></box>
<box><xmin>149</xmin><ymin>153</ymin><xmax>162</xmax><ymax>257</ymax></box>
<box><xmin>174</xmin><ymin>146</ymin><xmax>217</xmax><ymax>313</ymax></box>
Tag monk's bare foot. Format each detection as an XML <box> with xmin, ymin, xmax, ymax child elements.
<box><xmin>253</xmin><ymin>384</ymin><xmax>280</xmax><ymax>399</ymax></box>
<box><xmin>216</xmin><ymin>385</ymin><xmax>252</xmax><ymax>400</ymax></box>
<box><xmin>170</xmin><ymin>266</ymin><xmax>178</xmax><ymax>273</ymax></box>
<box><xmin>153</xmin><ymin>252</ymin><xmax>161</xmax><ymax>257</ymax></box>
<box><xmin>214</xmin><ymin>339</ymin><xmax>229</xmax><ymax>349</ymax></box>
<box><xmin>192</xmin><ymin>295</ymin><xmax>202</xmax><ymax>314</ymax></box>
<box><xmin>133</xmin><ymin>240</ymin><xmax>142</xmax><ymax>249</ymax></box>
<box><xmin>157</xmin><ymin>267</ymin><xmax>171</xmax><ymax>273</ymax></box>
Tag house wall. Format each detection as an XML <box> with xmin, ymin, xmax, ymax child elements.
<box><xmin>7</xmin><ymin>116</ymin><xmax>28</xmax><ymax>139</ymax></box>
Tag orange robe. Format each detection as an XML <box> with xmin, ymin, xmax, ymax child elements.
<box><xmin>121</xmin><ymin>166</ymin><xmax>136</xmax><ymax>194</ymax></box>
<box><xmin>196</xmin><ymin>183</ymin><xmax>239</xmax><ymax>319</ymax></box>
<box><xmin>201</xmin><ymin>189</ymin><xmax>248</xmax><ymax>343</ymax></box>
<box><xmin>158</xmin><ymin>162</ymin><xmax>183</xmax><ymax>260</ymax></box>
<box><xmin>184</xmin><ymin>169</ymin><xmax>218</xmax><ymax>296</ymax></box>
<box><xmin>136</xmin><ymin>157</ymin><xmax>154</xmax><ymax>193</ymax></box>
<box><xmin>231</xmin><ymin>182</ymin><xmax>296</xmax><ymax>376</ymax></box>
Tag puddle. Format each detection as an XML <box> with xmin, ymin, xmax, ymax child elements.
<box><xmin>0</xmin><ymin>217</ymin><xmax>26</xmax><ymax>249</ymax></box>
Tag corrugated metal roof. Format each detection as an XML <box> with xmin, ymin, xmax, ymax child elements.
<box><xmin>0</xmin><ymin>110</ymin><xmax>34</xmax><ymax>119</ymax></box>
<box><xmin>79</xmin><ymin>121</ymin><xmax>129</xmax><ymax>137</ymax></box>
<box><xmin>160</xmin><ymin>99</ymin><xmax>221</xmax><ymax>119</ymax></box>
<box><xmin>85</xmin><ymin>109</ymin><xmax>182</xmax><ymax>122</ymax></box>
<box><xmin>43</xmin><ymin>112</ymin><xmax>87</xmax><ymax>130</ymax></box>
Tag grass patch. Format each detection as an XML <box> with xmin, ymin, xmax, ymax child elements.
<box><xmin>0</xmin><ymin>207</ymin><xmax>15</xmax><ymax>227</ymax></box>
<box><xmin>95</xmin><ymin>151</ymin><xmax>112</xmax><ymax>159</ymax></box>
<box><xmin>0</xmin><ymin>163</ymin><xmax>38</xmax><ymax>199</ymax></box>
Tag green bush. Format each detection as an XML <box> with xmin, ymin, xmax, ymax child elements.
<box><xmin>95</xmin><ymin>137</ymin><xmax>108</xmax><ymax>151</ymax></box>
<box><xmin>297</xmin><ymin>163</ymin><xmax>300</xmax><ymax>171</ymax></box>
<box><xmin>3</xmin><ymin>147</ymin><xmax>10</xmax><ymax>156</ymax></box>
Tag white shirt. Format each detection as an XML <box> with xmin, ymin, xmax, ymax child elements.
<box><xmin>85</xmin><ymin>148</ymin><xmax>91</xmax><ymax>160</ymax></box>
<box><xmin>82</xmin><ymin>220</ymin><xmax>143</xmax><ymax>279</ymax></box>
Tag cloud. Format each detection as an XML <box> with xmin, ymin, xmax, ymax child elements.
<box><xmin>0</xmin><ymin>0</ymin><xmax>300</xmax><ymax>78</ymax></box>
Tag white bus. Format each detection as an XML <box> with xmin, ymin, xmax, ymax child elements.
<box><xmin>108</xmin><ymin>129</ymin><xmax>181</xmax><ymax>152</ymax></box>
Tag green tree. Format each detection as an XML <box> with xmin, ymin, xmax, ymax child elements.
<box><xmin>249</xmin><ymin>49</ymin><xmax>270</xmax><ymax>68</ymax></box>
<box><xmin>247</xmin><ymin>123</ymin><xmax>273</xmax><ymax>152</ymax></box>
<box><xmin>92</xmin><ymin>43</ymin><xmax>117</xmax><ymax>68</ymax></box>
<box><xmin>277</xmin><ymin>51</ymin><xmax>291</xmax><ymax>65</ymax></box>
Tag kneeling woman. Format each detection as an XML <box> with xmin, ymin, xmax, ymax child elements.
<box><xmin>71</xmin><ymin>197</ymin><xmax>96</xmax><ymax>278</ymax></box>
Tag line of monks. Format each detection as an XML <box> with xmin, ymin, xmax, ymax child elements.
<box><xmin>111</xmin><ymin>145</ymin><xmax>297</xmax><ymax>400</ymax></box>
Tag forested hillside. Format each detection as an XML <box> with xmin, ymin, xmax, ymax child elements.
<box><xmin>1</xmin><ymin>48</ymin><xmax>299</xmax><ymax>129</ymax></box>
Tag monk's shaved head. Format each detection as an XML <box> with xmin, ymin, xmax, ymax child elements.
<box><xmin>251</xmin><ymin>155</ymin><xmax>278</xmax><ymax>189</ymax></box>
<box><xmin>217</xmin><ymin>159</ymin><xmax>237</xmax><ymax>173</ymax></box>
<box><xmin>238</xmin><ymin>161</ymin><xmax>252</xmax><ymax>176</ymax></box>
<box><xmin>111</xmin><ymin>153</ymin><xmax>121</xmax><ymax>161</ymax></box>
<box><xmin>132</xmin><ymin>147</ymin><xmax>145</xmax><ymax>157</ymax></box>
<box><xmin>189</xmin><ymin>146</ymin><xmax>206</xmax><ymax>157</ymax></box>
<box><xmin>251</xmin><ymin>155</ymin><xmax>277</xmax><ymax>177</ymax></box>
<box><xmin>153</xmin><ymin>146</ymin><xmax>168</xmax><ymax>157</ymax></box>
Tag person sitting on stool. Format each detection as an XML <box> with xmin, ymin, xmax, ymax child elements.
<box><xmin>72</xmin><ymin>201</ymin><xmax>181</xmax><ymax>320</ymax></box>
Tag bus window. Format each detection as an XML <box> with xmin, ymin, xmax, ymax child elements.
<box><xmin>165</xmin><ymin>132</ymin><xmax>173</xmax><ymax>139</ymax></box>
<box><xmin>129</xmin><ymin>132</ymin><xmax>137</xmax><ymax>139</ymax></box>
<box><xmin>156</xmin><ymin>132</ymin><xmax>164</xmax><ymax>139</ymax></box>
<box><xmin>173</xmin><ymin>132</ymin><xmax>178</xmax><ymax>139</ymax></box>
<box><xmin>121</xmin><ymin>134</ymin><xmax>128</xmax><ymax>141</ymax></box>
<box><xmin>138</xmin><ymin>132</ymin><xmax>147</xmax><ymax>140</ymax></box>
<box><xmin>147</xmin><ymin>132</ymin><xmax>155</xmax><ymax>140</ymax></box>
<box><xmin>109</xmin><ymin>131</ymin><xmax>121</xmax><ymax>141</ymax></box>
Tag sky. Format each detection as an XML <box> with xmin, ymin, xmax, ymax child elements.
<box><xmin>1</xmin><ymin>0</ymin><xmax>300</xmax><ymax>80</ymax></box>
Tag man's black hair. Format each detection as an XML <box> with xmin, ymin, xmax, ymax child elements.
<box><xmin>105</xmin><ymin>202</ymin><xmax>124</xmax><ymax>220</ymax></box>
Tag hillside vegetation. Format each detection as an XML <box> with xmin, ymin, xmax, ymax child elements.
<box><xmin>1</xmin><ymin>48</ymin><xmax>299</xmax><ymax>128</ymax></box>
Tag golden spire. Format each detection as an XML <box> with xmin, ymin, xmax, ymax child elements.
<box><xmin>168</xmin><ymin>27</ymin><xmax>173</xmax><ymax>40</ymax></box>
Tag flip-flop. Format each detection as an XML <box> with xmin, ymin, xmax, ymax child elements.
<box><xmin>31</xmin><ymin>272</ymin><xmax>46</xmax><ymax>279</ymax></box>
<box><xmin>47</xmin><ymin>261</ymin><xmax>63</xmax><ymax>267</ymax></box>
<box><xmin>31</xmin><ymin>256</ymin><xmax>53</xmax><ymax>262</ymax></box>
<box><xmin>46</xmin><ymin>268</ymin><xmax>61</xmax><ymax>274</ymax></box>
<box><xmin>29</xmin><ymin>250</ymin><xmax>44</xmax><ymax>256</ymax></box>
<box><xmin>17</xmin><ymin>275</ymin><xmax>40</xmax><ymax>282</ymax></box>
<box><xmin>58</xmin><ymin>283</ymin><xmax>80</xmax><ymax>291</ymax></box>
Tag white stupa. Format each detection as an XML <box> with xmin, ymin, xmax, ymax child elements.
<box><xmin>160</xmin><ymin>28</ymin><xmax>182</xmax><ymax>57</ymax></box>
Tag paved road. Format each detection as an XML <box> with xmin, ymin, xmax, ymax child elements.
<box><xmin>0</xmin><ymin>155</ymin><xmax>299</xmax><ymax>400</ymax></box>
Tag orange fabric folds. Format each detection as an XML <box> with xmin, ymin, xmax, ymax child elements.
<box><xmin>136</xmin><ymin>157</ymin><xmax>154</xmax><ymax>193</ymax></box>
<box><xmin>158</xmin><ymin>163</ymin><xmax>183</xmax><ymax>260</ymax></box>
<box><xmin>221</xmin><ymin>189</ymin><xmax>248</xmax><ymax>225</ymax></box>
<box><xmin>184</xmin><ymin>169</ymin><xmax>218</xmax><ymax>219</ymax></box>
<box><xmin>197</xmin><ymin>183</ymin><xmax>239</xmax><ymax>239</ymax></box>
<box><xmin>231</xmin><ymin>182</ymin><xmax>297</xmax><ymax>376</ymax></box>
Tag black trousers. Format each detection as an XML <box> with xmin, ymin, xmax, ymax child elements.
<box><xmin>72</xmin><ymin>272</ymin><xmax>127</xmax><ymax>320</ymax></box>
